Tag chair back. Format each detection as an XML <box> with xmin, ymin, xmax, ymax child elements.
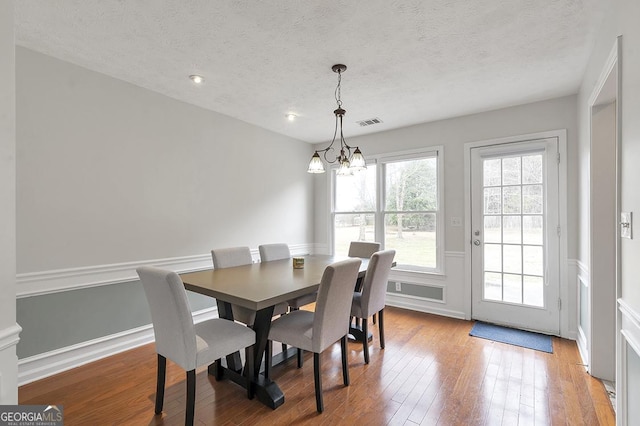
<box><xmin>312</xmin><ymin>258</ymin><xmax>362</xmax><ymax>353</ymax></box>
<box><xmin>348</xmin><ymin>241</ymin><xmax>381</xmax><ymax>258</ymax></box>
<box><xmin>137</xmin><ymin>266</ymin><xmax>197</xmax><ymax>370</ymax></box>
<box><xmin>211</xmin><ymin>246</ymin><xmax>253</xmax><ymax>269</ymax></box>
<box><xmin>259</xmin><ymin>243</ymin><xmax>291</xmax><ymax>262</ymax></box>
<box><xmin>360</xmin><ymin>250</ymin><xmax>396</xmax><ymax>317</ymax></box>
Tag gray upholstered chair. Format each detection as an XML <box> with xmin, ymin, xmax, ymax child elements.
<box><xmin>348</xmin><ymin>241</ymin><xmax>382</xmax><ymax>325</ymax></box>
<box><xmin>350</xmin><ymin>249</ymin><xmax>396</xmax><ymax>364</ymax></box>
<box><xmin>258</xmin><ymin>243</ymin><xmax>291</xmax><ymax>262</ymax></box>
<box><xmin>259</xmin><ymin>244</ymin><xmax>318</xmax><ymax>314</ymax></box>
<box><xmin>211</xmin><ymin>246</ymin><xmax>287</xmax><ymax>325</ymax></box>
<box><xmin>265</xmin><ymin>258</ymin><xmax>362</xmax><ymax>413</ymax></box>
<box><xmin>137</xmin><ymin>266</ymin><xmax>256</xmax><ymax>426</ymax></box>
<box><xmin>348</xmin><ymin>241</ymin><xmax>381</xmax><ymax>258</ymax></box>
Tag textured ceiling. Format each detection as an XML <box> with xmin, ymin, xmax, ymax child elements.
<box><xmin>14</xmin><ymin>1</ymin><xmax>607</xmax><ymax>143</ymax></box>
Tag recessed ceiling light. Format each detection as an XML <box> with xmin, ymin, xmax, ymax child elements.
<box><xmin>286</xmin><ymin>113</ymin><xmax>297</xmax><ymax>121</ymax></box>
<box><xmin>189</xmin><ymin>74</ymin><xmax>204</xmax><ymax>84</ymax></box>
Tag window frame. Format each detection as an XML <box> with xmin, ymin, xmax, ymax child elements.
<box><xmin>330</xmin><ymin>146</ymin><xmax>444</xmax><ymax>275</ymax></box>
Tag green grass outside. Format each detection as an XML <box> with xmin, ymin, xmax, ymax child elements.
<box><xmin>334</xmin><ymin>225</ymin><xmax>436</xmax><ymax>268</ymax></box>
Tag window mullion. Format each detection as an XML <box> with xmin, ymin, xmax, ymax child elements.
<box><xmin>377</xmin><ymin>161</ymin><xmax>385</xmax><ymax>248</ymax></box>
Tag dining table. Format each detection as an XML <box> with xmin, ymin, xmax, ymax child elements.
<box><xmin>179</xmin><ymin>254</ymin><xmax>371</xmax><ymax>409</ymax></box>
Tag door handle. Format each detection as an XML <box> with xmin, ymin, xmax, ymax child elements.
<box><xmin>473</xmin><ymin>239</ymin><xmax>481</xmax><ymax>246</ymax></box>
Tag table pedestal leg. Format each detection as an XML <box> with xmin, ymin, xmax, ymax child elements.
<box><xmin>209</xmin><ymin>302</ymin><xmax>284</xmax><ymax>409</ymax></box>
<box><xmin>349</xmin><ymin>324</ymin><xmax>374</xmax><ymax>343</ymax></box>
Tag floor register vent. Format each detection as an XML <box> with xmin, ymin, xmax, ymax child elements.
<box><xmin>388</xmin><ymin>281</ymin><xmax>444</xmax><ymax>302</ymax></box>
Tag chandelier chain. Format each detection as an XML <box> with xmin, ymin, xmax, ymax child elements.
<box><xmin>335</xmin><ymin>70</ymin><xmax>342</xmax><ymax>107</ymax></box>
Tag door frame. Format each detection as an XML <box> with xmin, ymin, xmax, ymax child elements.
<box><xmin>464</xmin><ymin>129</ymin><xmax>568</xmax><ymax>336</ymax></box>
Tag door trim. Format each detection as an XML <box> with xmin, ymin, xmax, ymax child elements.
<box><xmin>463</xmin><ymin>129</ymin><xmax>568</xmax><ymax>336</ymax></box>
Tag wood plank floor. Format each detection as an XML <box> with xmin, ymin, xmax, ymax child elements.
<box><xmin>19</xmin><ymin>307</ymin><xmax>615</xmax><ymax>425</ymax></box>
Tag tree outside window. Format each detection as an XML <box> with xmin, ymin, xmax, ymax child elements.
<box><xmin>332</xmin><ymin>150</ymin><xmax>441</xmax><ymax>272</ymax></box>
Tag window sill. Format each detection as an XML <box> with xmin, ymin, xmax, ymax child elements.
<box><xmin>390</xmin><ymin>267</ymin><xmax>446</xmax><ymax>281</ymax></box>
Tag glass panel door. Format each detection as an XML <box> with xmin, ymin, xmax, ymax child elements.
<box><xmin>482</xmin><ymin>153</ymin><xmax>545</xmax><ymax>307</ymax></box>
<box><xmin>471</xmin><ymin>138</ymin><xmax>559</xmax><ymax>334</ymax></box>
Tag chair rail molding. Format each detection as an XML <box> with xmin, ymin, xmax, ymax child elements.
<box><xmin>619</xmin><ymin>299</ymin><xmax>640</xmax><ymax>353</ymax></box>
<box><xmin>0</xmin><ymin>324</ymin><xmax>22</xmax><ymax>352</ymax></box>
<box><xmin>17</xmin><ymin>244</ymin><xmax>314</xmax><ymax>298</ymax></box>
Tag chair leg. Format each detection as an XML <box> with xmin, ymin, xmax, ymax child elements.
<box><xmin>245</xmin><ymin>345</ymin><xmax>254</xmax><ymax>400</ymax></box>
<box><xmin>341</xmin><ymin>335</ymin><xmax>350</xmax><ymax>386</ymax></box>
<box><xmin>313</xmin><ymin>352</ymin><xmax>324</xmax><ymax>413</ymax></box>
<box><xmin>379</xmin><ymin>309</ymin><xmax>385</xmax><ymax>349</ymax></box>
<box><xmin>265</xmin><ymin>340</ymin><xmax>272</xmax><ymax>380</ymax></box>
<box><xmin>155</xmin><ymin>354</ymin><xmax>166</xmax><ymax>414</ymax></box>
<box><xmin>186</xmin><ymin>369</ymin><xmax>196</xmax><ymax>426</ymax></box>
<box><xmin>297</xmin><ymin>348</ymin><xmax>303</xmax><ymax>368</ymax></box>
<box><xmin>362</xmin><ymin>318</ymin><xmax>370</xmax><ymax>364</ymax></box>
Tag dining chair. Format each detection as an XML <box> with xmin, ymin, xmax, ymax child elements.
<box><xmin>137</xmin><ymin>266</ymin><xmax>256</xmax><ymax>426</ymax></box>
<box><xmin>350</xmin><ymin>249</ymin><xmax>396</xmax><ymax>364</ymax></box>
<box><xmin>257</xmin><ymin>243</ymin><xmax>295</xmax><ymax>355</ymax></box>
<box><xmin>211</xmin><ymin>246</ymin><xmax>287</xmax><ymax>325</ymax></box>
<box><xmin>259</xmin><ymin>243</ymin><xmax>318</xmax><ymax>314</ymax></box>
<box><xmin>258</xmin><ymin>243</ymin><xmax>290</xmax><ymax>262</ymax></box>
<box><xmin>348</xmin><ymin>241</ymin><xmax>381</xmax><ymax>258</ymax></box>
<box><xmin>265</xmin><ymin>258</ymin><xmax>362</xmax><ymax>413</ymax></box>
<box><xmin>348</xmin><ymin>241</ymin><xmax>382</xmax><ymax>325</ymax></box>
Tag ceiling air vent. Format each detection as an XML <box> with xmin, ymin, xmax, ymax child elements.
<box><xmin>356</xmin><ymin>117</ymin><xmax>383</xmax><ymax>127</ymax></box>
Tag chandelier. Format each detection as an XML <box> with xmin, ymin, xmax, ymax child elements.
<box><xmin>307</xmin><ymin>64</ymin><xmax>366</xmax><ymax>175</ymax></box>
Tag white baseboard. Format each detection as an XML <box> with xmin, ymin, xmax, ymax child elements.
<box><xmin>386</xmin><ymin>293</ymin><xmax>466</xmax><ymax>320</ymax></box>
<box><xmin>0</xmin><ymin>324</ymin><xmax>22</xmax><ymax>403</ymax></box>
<box><xmin>576</xmin><ymin>325</ymin><xmax>589</xmax><ymax>368</ymax></box>
<box><xmin>18</xmin><ymin>307</ymin><xmax>218</xmax><ymax>386</ymax></box>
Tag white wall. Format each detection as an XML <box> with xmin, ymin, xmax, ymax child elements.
<box><xmin>0</xmin><ymin>0</ymin><xmax>20</xmax><ymax>404</ymax></box>
<box><xmin>578</xmin><ymin>0</ymin><xmax>640</xmax><ymax>421</ymax></box>
<box><xmin>617</xmin><ymin>0</ymin><xmax>640</xmax><ymax>316</ymax></box>
<box><xmin>313</xmin><ymin>96</ymin><xmax>578</xmax><ymax>325</ymax></box>
<box><xmin>14</xmin><ymin>48</ymin><xmax>316</xmax><ymax>375</ymax></box>
<box><xmin>16</xmin><ymin>47</ymin><xmax>315</xmax><ymax>274</ymax></box>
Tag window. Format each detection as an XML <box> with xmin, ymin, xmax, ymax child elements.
<box><xmin>332</xmin><ymin>148</ymin><xmax>443</xmax><ymax>273</ymax></box>
<box><xmin>333</xmin><ymin>166</ymin><xmax>377</xmax><ymax>256</ymax></box>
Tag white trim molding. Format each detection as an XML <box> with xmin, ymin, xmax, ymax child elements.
<box><xmin>575</xmin><ymin>266</ymin><xmax>589</xmax><ymax>367</ymax></box>
<box><xmin>619</xmin><ymin>298</ymin><xmax>640</xmax><ymax>425</ymax></box>
<box><xmin>17</xmin><ymin>244</ymin><xmax>315</xmax><ymax>298</ymax></box>
<box><xmin>0</xmin><ymin>324</ymin><xmax>22</xmax><ymax>352</ymax></box>
<box><xmin>18</xmin><ymin>307</ymin><xmax>217</xmax><ymax>386</ymax></box>
<box><xmin>464</xmin><ymin>130</ymin><xmax>569</xmax><ymax>335</ymax></box>
<box><xmin>574</xmin><ymin>259</ymin><xmax>590</xmax><ymax>282</ymax></box>
<box><xmin>619</xmin><ymin>299</ymin><xmax>640</xmax><ymax>354</ymax></box>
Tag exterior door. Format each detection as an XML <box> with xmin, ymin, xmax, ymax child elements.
<box><xmin>471</xmin><ymin>138</ymin><xmax>560</xmax><ymax>334</ymax></box>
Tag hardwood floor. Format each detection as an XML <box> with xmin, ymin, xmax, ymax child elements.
<box><xmin>19</xmin><ymin>307</ymin><xmax>615</xmax><ymax>425</ymax></box>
